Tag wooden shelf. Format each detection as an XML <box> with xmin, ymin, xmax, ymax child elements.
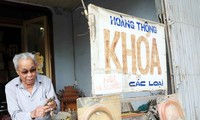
<box><xmin>121</xmin><ymin>112</ymin><xmax>145</xmax><ymax>118</ymax></box>
<box><xmin>61</xmin><ymin>86</ymin><xmax>79</xmax><ymax>111</ymax></box>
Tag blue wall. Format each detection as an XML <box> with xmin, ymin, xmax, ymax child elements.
<box><xmin>52</xmin><ymin>9</ymin><xmax>75</xmax><ymax>92</ymax></box>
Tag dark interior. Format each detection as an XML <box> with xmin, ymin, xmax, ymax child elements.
<box><xmin>0</xmin><ymin>1</ymin><xmax>53</xmax><ymax>118</ymax></box>
<box><xmin>0</xmin><ymin>1</ymin><xmax>52</xmax><ymax>23</ymax></box>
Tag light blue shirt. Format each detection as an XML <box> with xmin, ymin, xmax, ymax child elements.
<box><xmin>5</xmin><ymin>74</ymin><xmax>60</xmax><ymax>120</ymax></box>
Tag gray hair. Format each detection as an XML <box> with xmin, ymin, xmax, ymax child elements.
<box><xmin>13</xmin><ymin>52</ymin><xmax>37</xmax><ymax>70</ymax></box>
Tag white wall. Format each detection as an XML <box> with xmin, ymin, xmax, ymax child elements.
<box><xmin>165</xmin><ymin>0</ymin><xmax>200</xmax><ymax>119</ymax></box>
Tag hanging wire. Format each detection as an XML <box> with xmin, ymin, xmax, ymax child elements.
<box><xmin>81</xmin><ymin>0</ymin><xmax>88</xmax><ymax>18</ymax></box>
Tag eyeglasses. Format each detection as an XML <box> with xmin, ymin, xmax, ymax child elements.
<box><xmin>19</xmin><ymin>68</ymin><xmax>37</xmax><ymax>75</ymax></box>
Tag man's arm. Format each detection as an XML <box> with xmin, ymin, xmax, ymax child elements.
<box><xmin>45</xmin><ymin>79</ymin><xmax>60</xmax><ymax>113</ymax></box>
<box><xmin>5</xmin><ymin>84</ymin><xmax>33</xmax><ymax>120</ymax></box>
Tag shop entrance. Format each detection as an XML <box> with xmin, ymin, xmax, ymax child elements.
<box><xmin>0</xmin><ymin>1</ymin><xmax>54</xmax><ymax>118</ymax></box>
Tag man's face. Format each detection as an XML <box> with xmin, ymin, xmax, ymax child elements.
<box><xmin>16</xmin><ymin>58</ymin><xmax>37</xmax><ymax>86</ymax></box>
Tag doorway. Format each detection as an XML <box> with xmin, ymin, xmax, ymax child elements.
<box><xmin>0</xmin><ymin>1</ymin><xmax>54</xmax><ymax>83</ymax></box>
<box><xmin>0</xmin><ymin>1</ymin><xmax>55</xmax><ymax>117</ymax></box>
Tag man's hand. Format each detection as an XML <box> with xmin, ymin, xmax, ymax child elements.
<box><xmin>45</xmin><ymin>98</ymin><xmax>57</xmax><ymax>112</ymax></box>
<box><xmin>30</xmin><ymin>98</ymin><xmax>57</xmax><ymax>118</ymax></box>
<box><xmin>31</xmin><ymin>105</ymin><xmax>52</xmax><ymax>118</ymax></box>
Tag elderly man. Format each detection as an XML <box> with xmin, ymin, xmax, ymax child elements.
<box><xmin>5</xmin><ymin>52</ymin><xmax>60</xmax><ymax>120</ymax></box>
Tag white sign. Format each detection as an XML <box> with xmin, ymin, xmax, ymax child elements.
<box><xmin>88</xmin><ymin>4</ymin><xmax>167</xmax><ymax>95</ymax></box>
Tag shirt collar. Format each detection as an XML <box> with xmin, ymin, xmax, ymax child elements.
<box><xmin>15</xmin><ymin>76</ymin><xmax>42</xmax><ymax>89</ymax></box>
